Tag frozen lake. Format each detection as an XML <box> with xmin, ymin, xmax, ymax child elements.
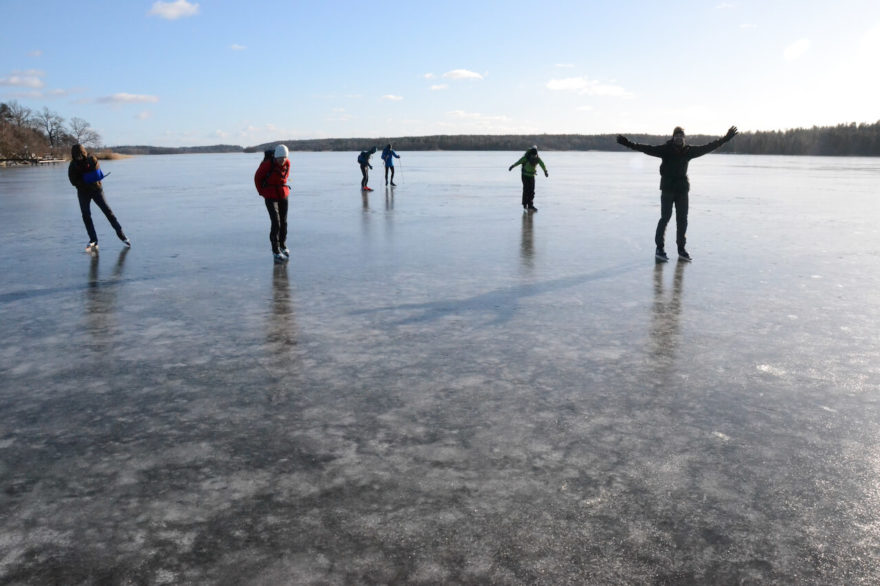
<box><xmin>1</xmin><ymin>151</ymin><xmax>880</xmax><ymax>583</ymax></box>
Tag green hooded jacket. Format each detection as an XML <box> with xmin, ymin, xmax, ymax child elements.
<box><xmin>510</xmin><ymin>151</ymin><xmax>547</xmax><ymax>177</ymax></box>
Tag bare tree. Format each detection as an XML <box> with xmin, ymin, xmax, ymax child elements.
<box><xmin>33</xmin><ymin>107</ymin><xmax>66</xmax><ymax>147</ymax></box>
<box><xmin>68</xmin><ymin>117</ymin><xmax>102</xmax><ymax>148</ymax></box>
<box><xmin>3</xmin><ymin>100</ymin><xmax>33</xmax><ymax>128</ymax></box>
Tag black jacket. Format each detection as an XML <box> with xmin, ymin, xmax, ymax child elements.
<box><xmin>68</xmin><ymin>155</ymin><xmax>103</xmax><ymax>196</ymax></box>
<box><xmin>625</xmin><ymin>136</ymin><xmax>730</xmax><ymax>193</ymax></box>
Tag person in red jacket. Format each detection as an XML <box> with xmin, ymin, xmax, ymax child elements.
<box><xmin>254</xmin><ymin>144</ymin><xmax>291</xmax><ymax>263</ymax></box>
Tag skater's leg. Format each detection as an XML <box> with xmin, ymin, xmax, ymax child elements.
<box><xmin>674</xmin><ymin>193</ymin><xmax>689</xmax><ymax>250</ymax></box>
<box><xmin>521</xmin><ymin>175</ymin><xmax>535</xmax><ymax>208</ymax></box>
<box><xmin>91</xmin><ymin>189</ymin><xmax>127</xmax><ymax>241</ymax></box>
<box><xmin>78</xmin><ymin>192</ymin><xmax>98</xmax><ymax>243</ymax></box>
<box><xmin>655</xmin><ymin>191</ymin><xmax>675</xmax><ymax>250</ymax></box>
<box><xmin>277</xmin><ymin>198</ymin><xmax>289</xmax><ymax>251</ymax></box>
<box><xmin>264</xmin><ymin>199</ymin><xmax>281</xmax><ymax>254</ymax></box>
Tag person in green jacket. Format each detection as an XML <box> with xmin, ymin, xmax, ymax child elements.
<box><xmin>509</xmin><ymin>146</ymin><xmax>548</xmax><ymax>212</ymax></box>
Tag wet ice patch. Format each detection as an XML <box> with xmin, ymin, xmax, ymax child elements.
<box><xmin>712</xmin><ymin>431</ymin><xmax>731</xmax><ymax>442</ymax></box>
<box><xmin>757</xmin><ymin>364</ymin><xmax>787</xmax><ymax>377</ymax></box>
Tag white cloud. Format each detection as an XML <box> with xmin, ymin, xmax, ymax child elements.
<box><xmin>423</xmin><ymin>73</ymin><xmax>436</xmax><ymax>79</ymax></box>
<box><xmin>860</xmin><ymin>22</ymin><xmax>880</xmax><ymax>56</ymax></box>
<box><xmin>430</xmin><ymin>84</ymin><xmax>448</xmax><ymax>91</ymax></box>
<box><xmin>438</xmin><ymin>110</ymin><xmax>519</xmax><ymax>134</ymax></box>
<box><xmin>136</xmin><ymin>111</ymin><xmax>153</xmax><ymax>120</ymax></box>
<box><xmin>230</xmin><ymin>44</ymin><xmax>246</xmax><ymax>51</ymax></box>
<box><xmin>97</xmin><ymin>93</ymin><xmax>160</xmax><ymax>104</ymax></box>
<box><xmin>447</xmin><ymin>110</ymin><xmax>509</xmax><ymax>122</ymax></box>
<box><xmin>0</xmin><ymin>70</ymin><xmax>45</xmax><ymax>88</ymax></box>
<box><xmin>784</xmin><ymin>38</ymin><xmax>811</xmax><ymax>61</ymax></box>
<box><xmin>555</xmin><ymin>63</ymin><xmax>575</xmax><ymax>68</ymax></box>
<box><xmin>443</xmin><ymin>69</ymin><xmax>484</xmax><ymax>80</ymax></box>
<box><xmin>382</xmin><ymin>94</ymin><xmax>403</xmax><ymax>101</ymax></box>
<box><xmin>546</xmin><ymin>76</ymin><xmax>634</xmax><ymax>98</ymax></box>
<box><xmin>149</xmin><ymin>0</ymin><xmax>199</xmax><ymax>20</ymax></box>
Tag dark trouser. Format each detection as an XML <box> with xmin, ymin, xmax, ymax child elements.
<box><xmin>521</xmin><ymin>175</ymin><xmax>536</xmax><ymax>207</ymax></box>
<box><xmin>264</xmin><ymin>198</ymin><xmax>289</xmax><ymax>254</ymax></box>
<box><xmin>78</xmin><ymin>189</ymin><xmax>123</xmax><ymax>243</ymax></box>
<box><xmin>384</xmin><ymin>165</ymin><xmax>395</xmax><ymax>183</ymax></box>
<box><xmin>360</xmin><ymin>164</ymin><xmax>369</xmax><ymax>188</ymax></box>
<box><xmin>655</xmin><ymin>189</ymin><xmax>689</xmax><ymax>251</ymax></box>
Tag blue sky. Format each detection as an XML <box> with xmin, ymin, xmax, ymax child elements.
<box><xmin>2</xmin><ymin>0</ymin><xmax>879</xmax><ymax>147</ymax></box>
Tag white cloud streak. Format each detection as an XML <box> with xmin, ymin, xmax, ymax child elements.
<box><xmin>447</xmin><ymin>110</ymin><xmax>509</xmax><ymax>122</ymax></box>
<box><xmin>149</xmin><ymin>0</ymin><xmax>199</xmax><ymax>20</ymax></box>
<box><xmin>230</xmin><ymin>44</ymin><xmax>246</xmax><ymax>51</ymax></box>
<box><xmin>430</xmin><ymin>84</ymin><xmax>448</xmax><ymax>91</ymax></box>
<box><xmin>97</xmin><ymin>93</ymin><xmax>160</xmax><ymax>104</ymax></box>
<box><xmin>784</xmin><ymin>39</ymin><xmax>811</xmax><ymax>61</ymax></box>
<box><xmin>382</xmin><ymin>94</ymin><xmax>404</xmax><ymax>101</ymax></box>
<box><xmin>546</xmin><ymin>76</ymin><xmax>634</xmax><ymax>98</ymax></box>
<box><xmin>443</xmin><ymin>69</ymin><xmax>484</xmax><ymax>80</ymax></box>
<box><xmin>0</xmin><ymin>70</ymin><xmax>45</xmax><ymax>88</ymax></box>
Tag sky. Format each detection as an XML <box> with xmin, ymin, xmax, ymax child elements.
<box><xmin>2</xmin><ymin>0</ymin><xmax>879</xmax><ymax>147</ymax></box>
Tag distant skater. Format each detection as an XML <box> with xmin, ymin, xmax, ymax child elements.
<box><xmin>255</xmin><ymin>144</ymin><xmax>291</xmax><ymax>263</ymax></box>
<box><xmin>68</xmin><ymin>144</ymin><xmax>130</xmax><ymax>252</ymax></box>
<box><xmin>617</xmin><ymin>126</ymin><xmax>737</xmax><ymax>262</ymax></box>
<box><xmin>381</xmin><ymin>143</ymin><xmax>400</xmax><ymax>186</ymax></box>
<box><xmin>358</xmin><ymin>146</ymin><xmax>377</xmax><ymax>191</ymax></box>
<box><xmin>508</xmin><ymin>146</ymin><xmax>548</xmax><ymax>212</ymax></box>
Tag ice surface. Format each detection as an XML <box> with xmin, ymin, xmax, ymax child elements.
<box><xmin>1</xmin><ymin>152</ymin><xmax>880</xmax><ymax>583</ymax></box>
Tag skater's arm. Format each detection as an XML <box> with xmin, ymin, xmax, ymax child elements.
<box><xmin>688</xmin><ymin>126</ymin><xmax>738</xmax><ymax>158</ymax></box>
<box><xmin>617</xmin><ymin>135</ymin><xmax>664</xmax><ymax>157</ymax></box>
<box><xmin>538</xmin><ymin>158</ymin><xmax>548</xmax><ymax>177</ymax></box>
<box><xmin>508</xmin><ymin>157</ymin><xmax>525</xmax><ymax>171</ymax></box>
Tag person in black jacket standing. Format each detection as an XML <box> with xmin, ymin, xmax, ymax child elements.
<box><xmin>68</xmin><ymin>144</ymin><xmax>130</xmax><ymax>252</ymax></box>
<box><xmin>617</xmin><ymin>125</ymin><xmax>737</xmax><ymax>262</ymax></box>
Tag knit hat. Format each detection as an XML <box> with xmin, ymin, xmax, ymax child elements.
<box><xmin>274</xmin><ymin>144</ymin><xmax>289</xmax><ymax>159</ymax></box>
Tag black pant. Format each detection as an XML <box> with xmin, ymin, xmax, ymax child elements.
<box><xmin>264</xmin><ymin>198</ymin><xmax>288</xmax><ymax>254</ymax></box>
<box><xmin>360</xmin><ymin>164</ymin><xmax>369</xmax><ymax>188</ymax></box>
<box><xmin>384</xmin><ymin>165</ymin><xmax>395</xmax><ymax>183</ymax></box>
<box><xmin>655</xmin><ymin>190</ymin><xmax>688</xmax><ymax>251</ymax></box>
<box><xmin>521</xmin><ymin>175</ymin><xmax>536</xmax><ymax>207</ymax></box>
<box><xmin>78</xmin><ymin>189</ymin><xmax>123</xmax><ymax>243</ymax></box>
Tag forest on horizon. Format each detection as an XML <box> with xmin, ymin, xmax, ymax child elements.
<box><xmin>245</xmin><ymin>121</ymin><xmax>880</xmax><ymax>157</ymax></box>
<box><xmin>3</xmin><ymin>98</ymin><xmax>879</xmax><ymax>160</ymax></box>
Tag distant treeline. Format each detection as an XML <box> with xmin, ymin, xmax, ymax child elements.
<box><xmin>109</xmin><ymin>144</ymin><xmax>244</xmax><ymax>155</ymax></box>
<box><xmin>247</xmin><ymin>121</ymin><xmax>880</xmax><ymax>157</ymax></box>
